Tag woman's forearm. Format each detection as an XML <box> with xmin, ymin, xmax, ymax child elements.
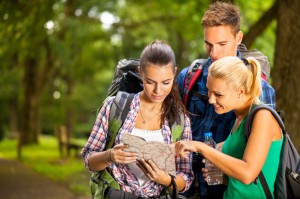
<box><xmin>175</xmin><ymin>175</ymin><xmax>186</xmax><ymax>192</ymax></box>
<box><xmin>163</xmin><ymin>175</ymin><xmax>186</xmax><ymax>192</ymax></box>
<box><xmin>88</xmin><ymin>149</ymin><xmax>112</xmax><ymax>171</ymax></box>
<box><xmin>196</xmin><ymin>141</ymin><xmax>258</xmax><ymax>184</ymax></box>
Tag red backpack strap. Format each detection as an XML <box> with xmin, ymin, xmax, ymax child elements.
<box><xmin>261</xmin><ymin>73</ymin><xmax>268</xmax><ymax>82</ymax></box>
<box><xmin>183</xmin><ymin>59</ymin><xmax>207</xmax><ymax>106</ymax></box>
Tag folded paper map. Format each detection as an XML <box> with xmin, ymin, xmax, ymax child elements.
<box><xmin>121</xmin><ymin>134</ymin><xmax>176</xmax><ymax>176</ymax></box>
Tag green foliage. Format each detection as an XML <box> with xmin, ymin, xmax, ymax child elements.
<box><xmin>238</xmin><ymin>0</ymin><xmax>276</xmax><ymax>67</ymax></box>
<box><xmin>0</xmin><ymin>138</ymin><xmax>17</xmax><ymax>159</ymax></box>
<box><xmin>0</xmin><ymin>0</ymin><xmax>277</xmax><ymax>143</ymax></box>
<box><xmin>239</xmin><ymin>0</ymin><xmax>274</xmax><ymax>29</ymax></box>
<box><xmin>252</xmin><ymin>21</ymin><xmax>277</xmax><ymax>68</ymax></box>
<box><xmin>112</xmin><ymin>0</ymin><xmax>209</xmax><ymax>67</ymax></box>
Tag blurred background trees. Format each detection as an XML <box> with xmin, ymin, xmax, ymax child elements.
<box><xmin>0</xmin><ymin>0</ymin><xmax>299</xmax><ymax>152</ymax></box>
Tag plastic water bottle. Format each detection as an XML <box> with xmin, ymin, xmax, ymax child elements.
<box><xmin>204</xmin><ymin>132</ymin><xmax>223</xmax><ymax>185</ymax></box>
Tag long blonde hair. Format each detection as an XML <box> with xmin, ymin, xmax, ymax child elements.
<box><xmin>208</xmin><ymin>56</ymin><xmax>262</xmax><ymax>101</ymax></box>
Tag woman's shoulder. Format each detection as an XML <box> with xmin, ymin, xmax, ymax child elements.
<box><xmin>102</xmin><ymin>95</ymin><xmax>115</xmax><ymax>106</ymax></box>
<box><xmin>249</xmin><ymin>105</ymin><xmax>281</xmax><ymax>139</ymax></box>
<box><xmin>103</xmin><ymin>92</ymin><xmax>140</xmax><ymax>112</ymax></box>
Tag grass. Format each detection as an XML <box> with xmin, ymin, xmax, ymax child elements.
<box><xmin>0</xmin><ymin>135</ymin><xmax>91</xmax><ymax>196</ymax></box>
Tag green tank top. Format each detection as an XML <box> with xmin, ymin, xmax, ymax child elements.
<box><xmin>222</xmin><ymin>113</ymin><xmax>283</xmax><ymax>199</ymax></box>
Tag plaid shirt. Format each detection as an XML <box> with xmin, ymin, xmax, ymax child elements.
<box><xmin>81</xmin><ymin>92</ymin><xmax>194</xmax><ymax>198</ymax></box>
<box><xmin>176</xmin><ymin>52</ymin><xmax>276</xmax><ymax>196</ymax></box>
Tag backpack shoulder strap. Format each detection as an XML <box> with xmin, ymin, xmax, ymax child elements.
<box><xmin>91</xmin><ymin>92</ymin><xmax>134</xmax><ymax>192</ymax></box>
<box><xmin>244</xmin><ymin>104</ymin><xmax>285</xmax><ymax>139</ymax></box>
<box><xmin>105</xmin><ymin>91</ymin><xmax>134</xmax><ymax>150</ymax></box>
<box><xmin>244</xmin><ymin>104</ymin><xmax>285</xmax><ymax>199</ymax></box>
<box><xmin>183</xmin><ymin>59</ymin><xmax>207</xmax><ymax>106</ymax></box>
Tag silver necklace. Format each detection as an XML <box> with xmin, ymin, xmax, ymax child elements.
<box><xmin>139</xmin><ymin>107</ymin><xmax>146</xmax><ymax>124</ymax></box>
<box><xmin>139</xmin><ymin>105</ymin><xmax>161</xmax><ymax>125</ymax></box>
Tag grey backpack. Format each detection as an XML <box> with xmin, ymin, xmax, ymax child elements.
<box><xmin>238</xmin><ymin>43</ymin><xmax>270</xmax><ymax>81</ymax></box>
<box><xmin>244</xmin><ymin>104</ymin><xmax>300</xmax><ymax>199</ymax></box>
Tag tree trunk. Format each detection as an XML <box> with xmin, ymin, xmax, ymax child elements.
<box><xmin>21</xmin><ymin>57</ymin><xmax>40</xmax><ymax>145</ymax></box>
<box><xmin>9</xmin><ymin>99</ymin><xmax>19</xmax><ymax>138</ymax></box>
<box><xmin>64</xmin><ymin>0</ymin><xmax>75</xmax><ymax>158</ymax></box>
<box><xmin>273</xmin><ymin>0</ymin><xmax>300</xmax><ymax>151</ymax></box>
<box><xmin>66</xmin><ymin>75</ymin><xmax>74</xmax><ymax>157</ymax></box>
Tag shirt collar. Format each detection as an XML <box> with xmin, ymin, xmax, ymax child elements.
<box><xmin>206</xmin><ymin>50</ymin><xmax>241</xmax><ymax>64</ymax></box>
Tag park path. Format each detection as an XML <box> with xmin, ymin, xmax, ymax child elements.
<box><xmin>0</xmin><ymin>158</ymin><xmax>89</xmax><ymax>199</ymax></box>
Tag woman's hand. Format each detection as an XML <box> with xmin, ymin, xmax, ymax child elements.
<box><xmin>136</xmin><ymin>158</ymin><xmax>171</xmax><ymax>186</ymax></box>
<box><xmin>201</xmin><ymin>159</ymin><xmax>208</xmax><ymax>182</ymax></box>
<box><xmin>174</xmin><ymin>141</ymin><xmax>197</xmax><ymax>157</ymax></box>
<box><xmin>111</xmin><ymin>144</ymin><xmax>138</xmax><ymax>164</ymax></box>
<box><xmin>216</xmin><ymin>141</ymin><xmax>224</xmax><ymax>151</ymax></box>
<box><xmin>201</xmin><ymin>159</ymin><xmax>226</xmax><ymax>185</ymax></box>
<box><xmin>202</xmin><ymin>167</ymin><xmax>209</xmax><ymax>182</ymax></box>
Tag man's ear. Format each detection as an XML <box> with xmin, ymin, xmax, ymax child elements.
<box><xmin>175</xmin><ymin>67</ymin><xmax>177</xmax><ymax>74</ymax></box>
<box><xmin>236</xmin><ymin>31</ymin><xmax>243</xmax><ymax>45</ymax></box>
<box><xmin>138</xmin><ymin>66</ymin><xmax>141</xmax><ymax>75</ymax></box>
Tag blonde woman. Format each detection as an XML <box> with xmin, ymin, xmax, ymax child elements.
<box><xmin>175</xmin><ymin>56</ymin><xmax>283</xmax><ymax>199</ymax></box>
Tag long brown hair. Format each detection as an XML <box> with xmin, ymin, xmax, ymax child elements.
<box><xmin>140</xmin><ymin>40</ymin><xmax>188</xmax><ymax>125</ymax></box>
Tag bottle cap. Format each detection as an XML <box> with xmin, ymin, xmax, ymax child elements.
<box><xmin>204</xmin><ymin>132</ymin><xmax>212</xmax><ymax>138</ymax></box>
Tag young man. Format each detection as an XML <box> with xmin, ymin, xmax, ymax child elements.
<box><xmin>176</xmin><ymin>2</ymin><xmax>276</xmax><ymax>199</ymax></box>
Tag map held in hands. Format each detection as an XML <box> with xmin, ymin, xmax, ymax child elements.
<box><xmin>121</xmin><ymin>134</ymin><xmax>176</xmax><ymax>176</ymax></box>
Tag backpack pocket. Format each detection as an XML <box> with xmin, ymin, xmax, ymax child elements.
<box><xmin>90</xmin><ymin>169</ymin><xmax>120</xmax><ymax>199</ymax></box>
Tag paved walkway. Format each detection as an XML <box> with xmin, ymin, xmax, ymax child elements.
<box><xmin>0</xmin><ymin>158</ymin><xmax>204</xmax><ymax>199</ymax></box>
<box><xmin>0</xmin><ymin>158</ymin><xmax>90</xmax><ymax>199</ymax></box>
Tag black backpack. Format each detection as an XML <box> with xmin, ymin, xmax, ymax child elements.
<box><xmin>244</xmin><ymin>104</ymin><xmax>300</xmax><ymax>199</ymax></box>
<box><xmin>107</xmin><ymin>58</ymin><xmax>143</xmax><ymax>96</ymax></box>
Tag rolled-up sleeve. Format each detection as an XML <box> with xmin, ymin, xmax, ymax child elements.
<box><xmin>81</xmin><ymin>96</ymin><xmax>114</xmax><ymax>170</ymax></box>
<box><xmin>175</xmin><ymin>114</ymin><xmax>194</xmax><ymax>192</ymax></box>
